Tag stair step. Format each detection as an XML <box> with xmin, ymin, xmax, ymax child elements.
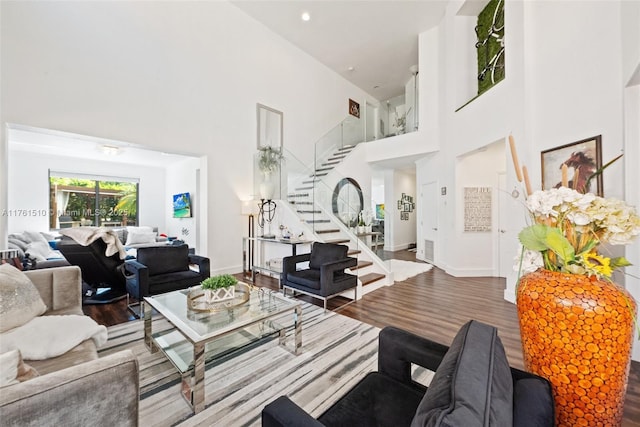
<box><xmin>315</xmin><ymin>167</ymin><xmax>333</xmax><ymax>172</ymax></box>
<box><xmin>287</xmin><ymin>193</ymin><xmax>308</xmax><ymax>198</ymax></box>
<box><xmin>327</xmin><ymin>155</ymin><xmax>346</xmax><ymax>161</ymax></box>
<box><xmin>297</xmin><ymin>210</ymin><xmax>321</xmax><ymax>214</ymax></box>
<box><xmin>306</xmin><ymin>219</ymin><xmax>330</xmax><ymax>224</ymax></box>
<box><xmin>322</xmin><ymin>161</ymin><xmax>340</xmax><ymax>166</ymax></box>
<box><xmin>349</xmin><ymin>260</ymin><xmax>373</xmax><ymax>271</ymax></box>
<box><xmin>288</xmin><ymin>200</ymin><xmax>313</xmax><ymax>205</ymax></box>
<box><xmin>315</xmin><ymin>228</ymin><xmax>340</xmax><ymax>234</ymax></box>
<box><xmin>360</xmin><ymin>273</ymin><xmax>385</xmax><ymax>286</ymax></box>
<box><xmin>309</xmin><ymin>172</ymin><xmax>328</xmax><ymax>178</ymax></box>
<box><xmin>337</xmin><ymin>145</ymin><xmax>355</xmax><ymax>152</ymax></box>
<box><xmin>347</xmin><ymin>249</ymin><xmax>361</xmax><ymax>256</ymax></box>
<box><xmin>325</xmin><ymin>238</ymin><xmax>350</xmax><ymax>244</ymax></box>
<box><xmin>295</xmin><ymin>186</ymin><xmax>314</xmax><ymax>191</ymax></box>
<box><xmin>302</xmin><ymin>179</ymin><xmax>319</xmax><ymax>184</ymax></box>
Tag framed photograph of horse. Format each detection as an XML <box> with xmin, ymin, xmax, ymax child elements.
<box><xmin>541</xmin><ymin>135</ymin><xmax>603</xmax><ymax>196</ymax></box>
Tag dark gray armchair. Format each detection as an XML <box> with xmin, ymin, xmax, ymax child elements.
<box><xmin>124</xmin><ymin>244</ymin><xmax>210</xmax><ymax>315</ymax></box>
<box><xmin>262</xmin><ymin>321</ymin><xmax>555</xmax><ymax>427</ymax></box>
<box><xmin>281</xmin><ymin>242</ymin><xmax>357</xmax><ymax>311</ymax></box>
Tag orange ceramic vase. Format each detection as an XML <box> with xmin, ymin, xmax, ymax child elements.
<box><xmin>517</xmin><ymin>269</ymin><xmax>637</xmax><ymax>427</ymax></box>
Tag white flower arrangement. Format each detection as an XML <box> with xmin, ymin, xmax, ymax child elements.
<box><xmin>518</xmin><ymin>187</ymin><xmax>640</xmax><ymax>278</ymax></box>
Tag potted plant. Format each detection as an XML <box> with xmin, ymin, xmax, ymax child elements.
<box><xmin>357</xmin><ymin>211</ymin><xmax>366</xmax><ymax>234</ymax></box>
<box><xmin>510</xmin><ymin>140</ymin><xmax>640</xmax><ymax>426</ymax></box>
<box><xmin>257</xmin><ymin>146</ymin><xmax>284</xmax><ymax>199</ymax></box>
<box><xmin>201</xmin><ymin>274</ymin><xmax>238</xmax><ymax>303</ymax></box>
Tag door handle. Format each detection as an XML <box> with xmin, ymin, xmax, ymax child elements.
<box><xmin>432</xmin><ymin>228</ymin><xmax>438</xmax><ymax>231</ymax></box>
<box><xmin>500</xmin><ymin>229</ymin><xmax>506</xmax><ymax>233</ymax></box>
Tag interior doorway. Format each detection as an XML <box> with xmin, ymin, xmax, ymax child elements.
<box><xmin>365</xmin><ymin>102</ymin><xmax>378</xmax><ymax>142</ymax></box>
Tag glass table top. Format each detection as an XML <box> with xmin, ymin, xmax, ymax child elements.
<box><xmin>144</xmin><ymin>284</ymin><xmax>300</xmax><ymax>344</ymax></box>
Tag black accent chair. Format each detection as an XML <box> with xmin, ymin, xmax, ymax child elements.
<box><xmin>124</xmin><ymin>244</ymin><xmax>210</xmax><ymax>316</ymax></box>
<box><xmin>263</xmin><ymin>321</ymin><xmax>555</xmax><ymax>427</ymax></box>
<box><xmin>280</xmin><ymin>242</ymin><xmax>358</xmax><ymax>311</ymax></box>
<box><xmin>57</xmin><ymin>236</ymin><xmax>126</xmax><ymax>291</ymax></box>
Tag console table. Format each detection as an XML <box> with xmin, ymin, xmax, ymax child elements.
<box><xmin>242</xmin><ymin>237</ymin><xmax>312</xmax><ymax>285</ymax></box>
<box><xmin>355</xmin><ymin>231</ymin><xmax>383</xmax><ymax>250</ymax></box>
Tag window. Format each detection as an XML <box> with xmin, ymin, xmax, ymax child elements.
<box><xmin>49</xmin><ymin>172</ymin><xmax>139</xmax><ymax>229</ymax></box>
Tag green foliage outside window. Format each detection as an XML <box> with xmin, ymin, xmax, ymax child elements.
<box><xmin>49</xmin><ymin>176</ymin><xmax>138</xmax><ymax>228</ymax></box>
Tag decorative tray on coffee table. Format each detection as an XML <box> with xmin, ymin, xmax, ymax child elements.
<box><xmin>187</xmin><ymin>282</ymin><xmax>252</xmax><ymax>313</ymax></box>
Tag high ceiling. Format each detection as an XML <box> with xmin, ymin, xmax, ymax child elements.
<box><xmin>231</xmin><ymin>0</ymin><xmax>449</xmax><ymax>101</ymax></box>
<box><xmin>8</xmin><ymin>125</ymin><xmax>197</xmax><ymax>168</ymax></box>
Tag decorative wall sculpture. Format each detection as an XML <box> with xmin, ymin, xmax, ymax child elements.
<box><xmin>476</xmin><ymin>0</ymin><xmax>505</xmax><ymax>94</ymax></box>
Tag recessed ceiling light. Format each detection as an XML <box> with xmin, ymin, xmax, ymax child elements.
<box><xmin>101</xmin><ymin>145</ymin><xmax>120</xmax><ymax>156</ymax></box>
<box><xmin>301</xmin><ymin>12</ymin><xmax>310</xmax><ymax>21</ymax></box>
<box><xmin>347</xmin><ymin>66</ymin><xmax>355</xmax><ymax>72</ymax></box>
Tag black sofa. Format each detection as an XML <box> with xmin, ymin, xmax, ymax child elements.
<box><xmin>263</xmin><ymin>320</ymin><xmax>554</xmax><ymax>427</ymax></box>
<box><xmin>124</xmin><ymin>244</ymin><xmax>210</xmax><ymax>306</ymax></box>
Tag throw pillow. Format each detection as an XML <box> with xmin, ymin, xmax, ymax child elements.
<box><xmin>125</xmin><ymin>230</ymin><xmax>156</xmax><ymax>245</ymax></box>
<box><xmin>0</xmin><ymin>349</ymin><xmax>39</xmax><ymax>387</ymax></box>
<box><xmin>0</xmin><ymin>264</ymin><xmax>47</xmax><ymax>333</ymax></box>
<box><xmin>24</xmin><ymin>240</ymin><xmax>55</xmax><ymax>262</ymax></box>
<box><xmin>22</xmin><ymin>230</ymin><xmax>50</xmax><ymax>246</ymax></box>
<box><xmin>411</xmin><ymin>320</ymin><xmax>513</xmax><ymax>427</ymax></box>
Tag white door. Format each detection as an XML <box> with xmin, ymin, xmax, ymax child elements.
<box><xmin>496</xmin><ymin>173</ymin><xmax>519</xmax><ymax>277</ymax></box>
<box><xmin>422</xmin><ymin>182</ymin><xmax>438</xmax><ymax>263</ymax></box>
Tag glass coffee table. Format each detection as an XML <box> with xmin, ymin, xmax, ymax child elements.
<box><xmin>143</xmin><ymin>283</ymin><xmax>302</xmax><ymax>413</ymax></box>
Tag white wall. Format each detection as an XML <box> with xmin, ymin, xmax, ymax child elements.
<box><xmin>384</xmin><ymin>170</ymin><xmax>416</xmax><ymax>251</ymax></box>
<box><xmin>621</xmin><ymin>0</ymin><xmax>640</xmax><ymax>362</ymax></box>
<box><xmin>452</xmin><ymin>141</ymin><xmax>505</xmax><ymax>276</ymax></box>
<box><xmin>165</xmin><ymin>157</ymin><xmax>203</xmax><ymax>251</ymax></box>
<box><xmin>0</xmin><ymin>1</ymin><xmax>376</xmax><ymax>273</ymax></box>
<box><xmin>415</xmin><ymin>0</ymin><xmax>638</xmax><ymax>362</ymax></box>
<box><xmin>7</xmin><ymin>147</ymin><xmax>166</xmax><ymax>234</ymax></box>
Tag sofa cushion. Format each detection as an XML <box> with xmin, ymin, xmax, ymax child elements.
<box><xmin>309</xmin><ymin>242</ymin><xmax>348</xmax><ymax>270</ymax></box>
<box><xmin>287</xmin><ymin>269</ymin><xmax>322</xmax><ymax>290</ymax></box>
<box><xmin>319</xmin><ymin>372</ymin><xmax>425</xmax><ymax>427</ymax></box>
<box><xmin>513</xmin><ymin>377</ymin><xmax>555</xmax><ymax>427</ymax></box>
<box><xmin>410</xmin><ymin>320</ymin><xmax>513</xmax><ymax>427</ymax></box>
<box><xmin>0</xmin><ymin>264</ymin><xmax>47</xmax><ymax>333</ymax></box>
<box><xmin>125</xmin><ymin>229</ymin><xmax>156</xmax><ymax>246</ymax></box>
<box><xmin>136</xmin><ymin>245</ymin><xmax>189</xmax><ymax>276</ymax></box>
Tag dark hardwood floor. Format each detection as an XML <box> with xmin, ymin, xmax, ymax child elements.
<box><xmin>83</xmin><ymin>250</ymin><xmax>640</xmax><ymax>426</ymax></box>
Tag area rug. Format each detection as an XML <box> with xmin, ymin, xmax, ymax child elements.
<box><xmin>386</xmin><ymin>259</ymin><xmax>433</xmax><ymax>282</ymax></box>
<box><xmin>99</xmin><ymin>303</ymin><xmax>381</xmax><ymax>426</ymax></box>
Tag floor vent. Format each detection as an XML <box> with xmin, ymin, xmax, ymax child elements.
<box><xmin>424</xmin><ymin>239</ymin><xmax>434</xmax><ymax>263</ymax></box>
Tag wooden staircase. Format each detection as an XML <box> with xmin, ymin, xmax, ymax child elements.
<box><xmin>285</xmin><ymin>144</ymin><xmax>389</xmax><ymax>296</ymax></box>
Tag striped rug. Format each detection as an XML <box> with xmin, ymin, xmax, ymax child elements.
<box><xmin>99</xmin><ymin>303</ymin><xmax>381</xmax><ymax>426</ymax></box>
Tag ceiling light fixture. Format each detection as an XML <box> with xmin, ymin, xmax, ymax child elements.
<box><xmin>101</xmin><ymin>145</ymin><xmax>120</xmax><ymax>156</ymax></box>
<box><xmin>301</xmin><ymin>12</ymin><xmax>310</xmax><ymax>21</ymax></box>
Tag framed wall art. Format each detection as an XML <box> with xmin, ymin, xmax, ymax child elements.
<box><xmin>349</xmin><ymin>99</ymin><xmax>360</xmax><ymax>118</ymax></box>
<box><xmin>541</xmin><ymin>135</ymin><xmax>602</xmax><ymax>196</ymax></box>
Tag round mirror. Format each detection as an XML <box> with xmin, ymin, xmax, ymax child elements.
<box><xmin>332</xmin><ymin>178</ymin><xmax>364</xmax><ymax>227</ymax></box>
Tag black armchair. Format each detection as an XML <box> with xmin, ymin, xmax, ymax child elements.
<box><xmin>124</xmin><ymin>244</ymin><xmax>210</xmax><ymax>315</ymax></box>
<box><xmin>281</xmin><ymin>242</ymin><xmax>357</xmax><ymax>311</ymax></box>
<box><xmin>263</xmin><ymin>321</ymin><xmax>555</xmax><ymax>427</ymax></box>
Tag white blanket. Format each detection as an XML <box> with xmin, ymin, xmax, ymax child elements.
<box><xmin>0</xmin><ymin>315</ymin><xmax>108</xmax><ymax>360</ymax></box>
<box><xmin>60</xmin><ymin>227</ymin><xmax>127</xmax><ymax>260</ymax></box>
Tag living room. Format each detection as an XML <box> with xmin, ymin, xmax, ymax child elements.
<box><xmin>1</xmin><ymin>0</ymin><xmax>640</xmax><ymax>426</ymax></box>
